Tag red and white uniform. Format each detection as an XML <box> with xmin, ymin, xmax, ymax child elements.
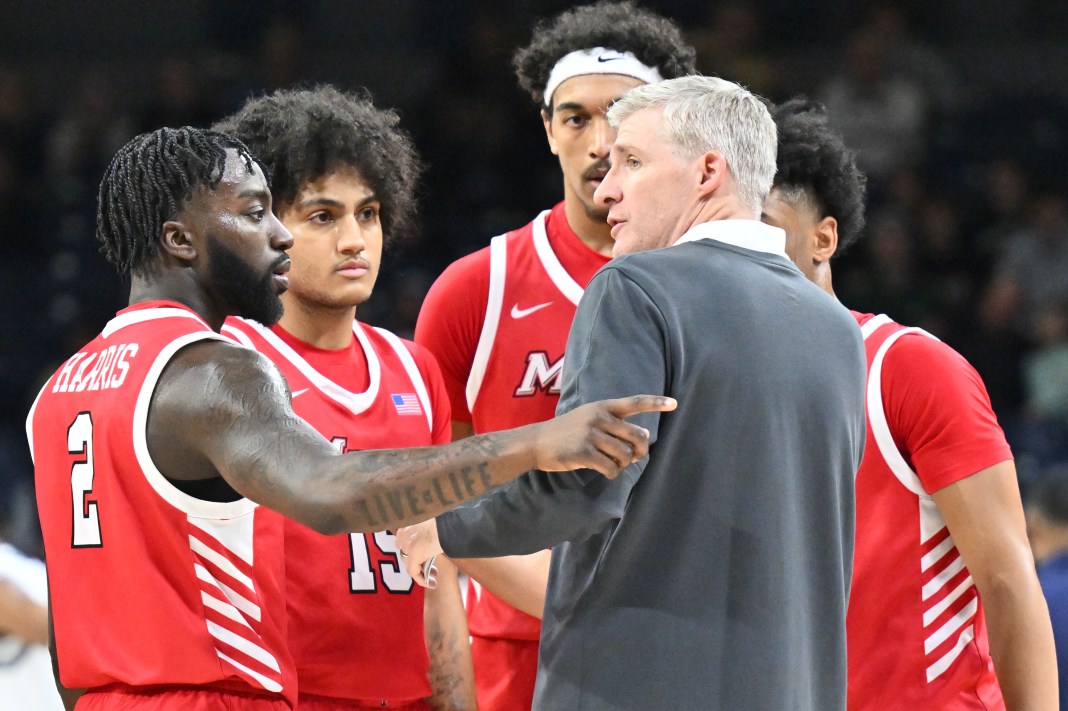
<box><xmin>848</xmin><ymin>312</ymin><xmax>1010</xmax><ymax>710</ymax></box>
<box><xmin>27</xmin><ymin>301</ymin><xmax>295</xmax><ymax>708</ymax></box>
<box><xmin>224</xmin><ymin>317</ymin><xmax>450</xmax><ymax>710</ymax></box>
<box><xmin>416</xmin><ymin>203</ymin><xmax>610</xmax><ymax>710</ymax></box>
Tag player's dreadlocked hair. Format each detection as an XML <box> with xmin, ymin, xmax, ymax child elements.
<box><xmin>212</xmin><ymin>85</ymin><xmax>423</xmax><ymax>247</ymax></box>
<box><xmin>96</xmin><ymin>127</ymin><xmax>261</xmax><ymax>276</ymax></box>
<box><xmin>770</xmin><ymin>97</ymin><xmax>868</xmax><ymax>254</ymax></box>
<box><xmin>514</xmin><ymin>0</ymin><xmax>696</xmax><ymax>111</ymax></box>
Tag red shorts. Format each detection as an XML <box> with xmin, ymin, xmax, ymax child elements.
<box><xmin>76</xmin><ymin>685</ymin><xmax>291</xmax><ymax>710</ymax></box>
<box><xmin>297</xmin><ymin>694</ymin><xmax>431</xmax><ymax>710</ymax></box>
<box><xmin>470</xmin><ymin>636</ymin><xmax>539</xmax><ymax>711</ymax></box>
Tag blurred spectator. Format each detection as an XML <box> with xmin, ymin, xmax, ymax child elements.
<box><xmin>689</xmin><ymin>2</ymin><xmax>783</xmax><ymax>100</ymax></box>
<box><xmin>0</xmin><ymin>66</ymin><xmax>46</xmax><ymax>194</ymax></box>
<box><xmin>859</xmin><ymin>2</ymin><xmax>962</xmax><ymax>118</ymax></box>
<box><xmin>953</xmin><ymin>277</ymin><xmax>1030</xmax><ymax>417</ymax></box>
<box><xmin>1023</xmin><ymin>301</ymin><xmax>1068</xmax><ymax>424</ymax></box>
<box><xmin>137</xmin><ymin>57</ymin><xmax>218</xmax><ymax>132</ymax></box>
<box><xmin>915</xmin><ymin>194</ymin><xmax>981</xmax><ymax>336</ymax></box>
<box><xmin>819</xmin><ymin>29</ymin><xmax>928</xmax><ymax>191</ymax></box>
<box><xmin>973</xmin><ymin>157</ymin><xmax>1032</xmax><ymax>267</ymax></box>
<box><xmin>45</xmin><ymin>71</ymin><xmax>135</xmax><ymax>205</ymax></box>
<box><xmin>988</xmin><ymin>192</ymin><xmax>1068</xmax><ymax>335</ymax></box>
<box><xmin>0</xmin><ymin>538</ymin><xmax>62</xmax><ymax>710</ymax></box>
<box><xmin>837</xmin><ymin>210</ymin><xmax>941</xmax><ymax>330</ymax></box>
<box><xmin>1024</xmin><ymin>469</ymin><xmax>1068</xmax><ymax>710</ymax></box>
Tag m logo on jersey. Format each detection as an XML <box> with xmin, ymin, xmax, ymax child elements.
<box><xmin>514</xmin><ymin>351</ymin><xmax>564</xmax><ymax>397</ymax></box>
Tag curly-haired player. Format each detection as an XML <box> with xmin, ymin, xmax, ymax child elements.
<box><xmin>215</xmin><ymin>86</ymin><xmax>474</xmax><ymax>711</ymax></box>
<box><xmin>764</xmin><ymin>98</ymin><xmax>1058</xmax><ymax>711</ymax></box>
<box><xmin>415</xmin><ymin>4</ymin><xmax>695</xmax><ymax>709</ymax></box>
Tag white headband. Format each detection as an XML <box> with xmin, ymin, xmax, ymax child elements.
<box><xmin>543</xmin><ymin>47</ymin><xmax>665</xmax><ymax>107</ymax></box>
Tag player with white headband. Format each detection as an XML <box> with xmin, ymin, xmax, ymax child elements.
<box><xmin>415</xmin><ymin>2</ymin><xmax>695</xmax><ymax>709</ymax></box>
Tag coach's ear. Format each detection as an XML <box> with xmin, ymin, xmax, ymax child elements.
<box><xmin>160</xmin><ymin>220</ymin><xmax>198</xmax><ymax>264</ymax></box>
<box><xmin>813</xmin><ymin>215</ymin><xmax>839</xmax><ymax>263</ymax></box>
<box><xmin>697</xmin><ymin>150</ymin><xmax>727</xmax><ymax>197</ymax></box>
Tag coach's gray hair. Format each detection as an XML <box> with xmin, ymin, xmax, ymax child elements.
<box><xmin>607</xmin><ymin>75</ymin><xmax>777</xmax><ymax>215</ymax></box>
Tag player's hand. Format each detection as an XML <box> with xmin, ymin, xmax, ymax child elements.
<box><xmin>397</xmin><ymin>519</ymin><xmax>443</xmax><ymax>586</ymax></box>
<box><xmin>531</xmin><ymin>394</ymin><xmax>676</xmax><ymax>478</ymax></box>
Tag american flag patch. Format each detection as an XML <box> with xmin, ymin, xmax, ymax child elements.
<box><xmin>391</xmin><ymin>393</ymin><xmax>422</xmax><ymax>416</ymax></box>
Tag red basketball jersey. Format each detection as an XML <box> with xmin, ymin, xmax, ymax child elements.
<box><xmin>847</xmin><ymin>312</ymin><xmax>1009</xmax><ymax>710</ymax></box>
<box><xmin>224</xmin><ymin>317</ymin><xmax>450</xmax><ymax>705</ymax></box>
<box><xmin>28</xmin><ymin>302</ymin><xmax>295</xmax><ymax>705</ymax></box>
<box><xmin>416</xmin><ymin>203</ymin><xmax>609</xmax><ymax>708</ymax></box>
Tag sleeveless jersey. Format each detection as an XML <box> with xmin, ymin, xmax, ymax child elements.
<box><xmin>417</xmin><ymin>203</ymin><xmax>610</xmax><ymax>642</ymax></box>
<box><xmin>223</xmin><ymin>317</ymin><xmax>449</xmax><ymax>705</ymax></box>
<box><xmin>27</xmin><ymin>301</ymin><xmax>295</xmax><ymax>705</ymax></box>
<box><xmin>848</xmin><ymin>312</ymin><xmax>1008</xmax><ymax>710</ymax></box>
<box><xmin>417</xmin><ymin>203</ymin><xmax>609</xmax><ymax>711</ymax></box>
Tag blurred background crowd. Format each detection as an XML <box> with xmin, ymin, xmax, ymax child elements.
<box><xmin>1</xmin><ymin>0</ymin><xmax>1067</xmax><ymax>554</ymax></box>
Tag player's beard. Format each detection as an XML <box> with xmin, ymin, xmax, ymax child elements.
<box><xmin>204</xmin><ymin>233</ymin><xmax>285</xmax><ymax>326</ymax></box>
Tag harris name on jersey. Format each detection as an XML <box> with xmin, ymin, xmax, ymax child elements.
<box><xmin>51</xmin><ymin>344</ymin><xmax>139</xmax><ymax>393</ymax></box>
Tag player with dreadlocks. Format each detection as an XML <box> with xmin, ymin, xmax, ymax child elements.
<box><xmin>26</xmin><ymin>126</ymin><xmax>674</xmax><ymax>710</ymax></box>
<box><xmin>415</xmin><ymin>3</ymin><xmax>694</xmax><ymax>709</ymax></box>
<box><xmin>763</xmin><ymin>98</ymin><xmax>1057</xmax><ymax>710</ymax></box>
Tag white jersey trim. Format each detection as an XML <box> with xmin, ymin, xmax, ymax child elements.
<box><xmin>25</xmin><ymin>382</ymin><xmax>45</xmax><ymax>466</ymax></box>
<box><xmin>102</xmin><ymin>306</ymin><xmax>210</xmax><ymax>339</ymax></box>
<box><xmin>132</xmin><ymin>331</ymin><xmax>258</xmax><ymax>519</ymax></box>
<box><xmin>927</xmin><ymin>625</ymin><xmax>976</xmax><ymax>682</ymax></box>
<box><xmin>223</xmin><ymin>325</ymin><xmax>257</xmax><ymax>349</ymax></box>
<box><xmin>859</xmin><ymin>313</ymin><xmax>893</xmax><ymax>340</ymax></box>
<box><xmin>375</xmin><ymin>328</ymin><xmax>435</xmax><ymax>433</ymax></box>
<box><xmin>863</xmin><ymin>316</ymin><xmax>979</xmax><ymax>683</ymax></box>
<box><xmin>864</xmin><ymin>319</ymin><xmax>934</xmax><ymax>499</ymax></box>
<box><xmin>531</xmin><ymin>209</ymin><xmax>584</xmax><ymax>306</ymax></box>
<box><xmin>217</xmin><ymin>650</ymin><xmax>284</xmax><ymax>693</ymax></box>
<box><xmin>466</xmin><ymin>233</ymin><xmax>508</xmax><ymax>413</ymax></box>
<box><xmin>224</xmin><ymin>318</ymin><xmax>382</xmax><ymax>416</ymax></box>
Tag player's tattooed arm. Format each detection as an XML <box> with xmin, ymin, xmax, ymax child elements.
<box><xmin>423</xmin><ymin>557</ymin><xmax>476</xmax><ymax>711</ymax></box>
<box><xmin>150</xmin><ymin>340</ymin><xmax>675</xmax><ymax>533</ymax></box>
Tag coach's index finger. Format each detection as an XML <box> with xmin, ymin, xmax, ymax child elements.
<box><xmin>607</xmin><ymin>394</ymin><xmax>678</xmax><ymax>419</ymax></box>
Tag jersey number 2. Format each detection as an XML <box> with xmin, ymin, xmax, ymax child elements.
<box><xmin>68</xmin><ymin>412</ymin><xmax>102</xmax><ymax>548</ymax></box>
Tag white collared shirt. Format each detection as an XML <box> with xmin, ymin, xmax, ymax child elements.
<box><xmin>672</xmin><ymin>219</ymin><xmax>788</xmax><ymax>259</ymax></box>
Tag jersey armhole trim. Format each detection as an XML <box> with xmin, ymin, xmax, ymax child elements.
<box><xmin>133</xmin><ymin>332</ymin><xmax>258</xmax><ymax>519</ymax></box>
<box><xmin>864</xmin><ymin>320</ymin><xmax>939</xmax><ymax>499</ymax></box>
<box><xmin>466</xmin><ymin>233</ymin><xmax>507</xmax><ymax>413</ymax></box>
<box><xmin>24</xmin><ymin>380</ymin><xmax>48</xmax><ymax>465</ymax></box>
<box><xmin>531</xmin><ymin>209</ymin><xmax>584</xmax><ymax>305</ymax></box>
<box><xmin>375</xmin><ymin>328</ymin><xmax>435</xmax><ymax>433</ymax></box>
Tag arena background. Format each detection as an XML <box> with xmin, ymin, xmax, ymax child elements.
<box><xmin>1</xmin><ymin>0</ymin><xmax>1067</xmax><ymax>553</ymax></box>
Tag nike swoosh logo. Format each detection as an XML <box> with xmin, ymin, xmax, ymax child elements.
<box><xmin>511</xmin><ymin>302</ymin><xmax>553</xmax><ymax>319</ymax></box>
<box><xmin>597</xmin><ymin>55</ymin><xmax>623</xmax><ymax>63</ymax></box>
<box><xmin>292</xmin><ymin>388</ymin><xmax>310</xmax><ymax>398</ymax></box>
